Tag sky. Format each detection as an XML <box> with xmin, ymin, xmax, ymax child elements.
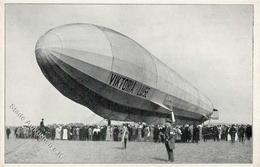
<box><xmin>5</xmin><ymin>4</ymin><xmax>253</xmax><ymax>126</ymax></box>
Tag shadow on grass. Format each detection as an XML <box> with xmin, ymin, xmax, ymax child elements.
<box><xmin>113</xmin><ymin>146</ymin><xmax>124</xmax><ymax>150</ymax></box>
<box><xmin>152</xmin><ymin>157</ymin><xmax>168</xmax><ymax>162</ymax></box>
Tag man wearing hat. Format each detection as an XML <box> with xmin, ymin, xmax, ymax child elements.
<box><xmin>122</xmin><ymin>124</ymin><xmax>129</xmax><ymax>149</ymax></box>
<box><xmin>229</xmin><ymin>124</ymin><xmax>237</xmax><ymax>143</ymax></box>
<box><xmin>164</xmin><ymin>118</ymin><xmax>177</xmax><ymax>162</ymax></box>
<box><xmin>40</xmin><ymin>118</ymin><xmax>45</xmax><ymax>136</ymax></box>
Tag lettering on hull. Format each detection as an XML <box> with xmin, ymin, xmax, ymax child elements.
<box><xmin>108</xmin><ymin>73</ymin><xmax>151</xmax><ymax>98</ymax></box>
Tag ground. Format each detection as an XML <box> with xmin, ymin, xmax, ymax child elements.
<box><xmin>5</xmin><ymin>138</ymin><xmax>252</xmax><ymax>164</ymax></box>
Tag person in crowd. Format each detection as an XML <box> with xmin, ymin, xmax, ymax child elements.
<box><xmin>28</xmin><ymin>127</ymin><xmax>32</xmax><ymax>139</ymax></box>
<box><xmin>141</xmin><ymin>124</ymin><xmax>145</xmax><ymax>139</ymax></box>
<box><xmin>131</xmin><ymin>125</ymin><xmax>137</xmax><ymax>141</ymax></box>
<box><xmin>202</xmin><ymin>125</ymin><xmax>208</xmax><ymax>142</ymax></box>
<box><xmin>106</xmin><ymin>125</ymin><xmax>112</xmax><ymax>141</ymax></box>
<box><xmin>184</xmin><ymin>124</ymin><xmax>190</xmax><ymax>143</ymax></box>
<box><xmin>31</xmin><ymin>127</ymin><xmax>35</xmax><ymax>138</ymax></box>
<box><xmin>217</xmin><ymin>125</ymin><xmax>222</xmax><ymax>140</ymax></box>
<box><xmin>6</xmin><ymin>128</ymin><xmax>11</xmax><ymax>139</ymax></box>
<box><xmin>63</xmin><ymin>126</ymin><xmax>68</xmax><ymax>140</ymax></box>
<box><xmin>189</xmin><ymin>124</ymin><xmax>194</xmax><ymax>143</ymax></box>
<box><xmin>164</xmin><ymin>119</ymin><xmax>181</xmax><ymax>162</ymax></box>
<box><xmin>79</xmin><ymin>126</ymin><xmax>83</xmax><ymax>140</ymax></box>
<box><xmin>175</xmin><ymin>126</ymin><xmax>182</xmax><ymax>142</ymax></box>
<box><xmin>149</xmin><ymin>125</ymin><xmax>154</xmax><ymax>141</ymax></box>
<box><xmin>245</xmin><ymin>124</ymin><xmax>252</xmax><ymax>141</ymax></box>
<box><xmin>127</xmin><ymin>125</ymin><xmax>132</xmax><ymax>141</ymax></box>
<box><xmin>19</xmin><ymin>127</ymin><xmax>23</xmax><ymax>138</ymax></box>
<box><xmin>93</xmin><ymin>126</ymin><xmax>101</xmax><ymax>141</ymax></box>
<box><xmin>122</xmin><ymin>124</ymin><xmax>129</xmax><ymax>149</ymax></box>
<box><xmin>112</xmin><ymin>126</ymin><xmax>117</xmax><ymax>141</ymax></box>
<box><xmin>83</xmin><ymin>126</ymin><xmax>87</xmax><ymax>140</ymax></box>
<box><xmin>72</xmin><ymin>127</ymin><xmax>76</xmax><ymax>140</ymax></box>
<box><xmin>46</xmin><ymin>127</ymin><xmax>51</xmax><ymax>139</ymax></box>
<box><xmin>82</xmin><ymin>126</ymin><xmax>87</xmax><ymax>141</ymax></box>
<box><xmin>110</xmin><ymin>125</ymin><xmax>114</xmax><ymax>141</ymax></box>
<box><xmin>14</xmin><ymin>127</ymin><xmax>18</xmax><ymax>138</ymax></box>
<box><xmin>213</xmin><ymin>126</ymin><xmax>219</xmax><ymax>141</ymax></box>
<box><xmin>68</xmin><ymin>126</ymin><xmax>72</xmax><ymax>140</ymax></box>
<box><xmin>180</xmin><ymin>125</ymin><xmax>185</xmax><ymax>142</ymax></box>
<box><xmin>118</xmin><ymin>126</ymin><xmax>123</xmax><ymax>141</ymax></box>
<box><xmin>100</xmin><ymin>126</ymin><xmax>107</xmax><ymax>141</ymax></box>
<box><xmin>40</xmin><ymin>118</ymin><xmax>45</xmax><ymax>136</ymax></box>
<box><xmin>50</xmin><ymin>126</ymin><xmax>56</xmax><ymax>140</ymax></box>
<box><xmin>137</xmin><ymin>124</ymin><xmax>143</xmax><ymax>142</ymax></box>
<box><xmin>88</xmin><ymin>126</ymin><xmax>93</xmax><ymax>141</ymax></box>
<box><xmin>55</xmin><ymin>126</ymin><xmax>61</xmax><ymax>140</ymax></box>
<box><xmin>35</xmin><ymin>126</ymin><xmax>41</xmax><ymax>140</ymax></box>
<box><xmin>144</xmin><ymin>126</ymin><xmax>150</xmax><ymax>141</ymax></box>
<box><xmin>84</xmin><ymin>126</ymin><xmax>88</xmax><ymax>140</ymax></box>
<box><xmin>221</xmin><ymin>125</ymin><xmax>228</xmax><ymax>141</ymax></box>
<box><xmin>83</xmin><ymin>126</ymin><xmax>88</xmax><ymax>140</ymax></box>
<box><xmin>229</xmin><ymin>124</ymin><xmax>237</xmax><ymax>143</ymax></box>
<box><xmin>225</xmin><ymin>125</ymin><xmax>229</xmax><ymax>141</ymax></box>
<box><xmin>76</xmin><ymin>127</ymin><xmax>80</xmax><ymax>140</ymax></box>
<box><xmin>159</xmin><ymin>126</ymin><xmax>165</xmax><ymax>143</ymax></box>
<box><xmin>193</xmin><ymin>125</ymin><xmax>200</xmax><ymax>143</ymax></box>
<box><xmin>238</xmin><ymin>125</ymin><xmax>245</xmax><ymax>143</ymax></box>
<box><xmin>60</xmin><ymin>126</ymin><xmax>64</xmax><ymax>140</ymax></box>
<box><xmin>153</xmin><ymin>125</ymin><xmax>160</xmax><ymax>142</ymax></box>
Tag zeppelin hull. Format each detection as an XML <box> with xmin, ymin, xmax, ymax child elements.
<box><xmin>35</xmin><ymin>23</ymin><xmax>213</xmax><ymax>125</ymax></box>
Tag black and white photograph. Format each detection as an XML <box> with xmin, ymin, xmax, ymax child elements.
<box><xmin>2</xmin><ymin>2</ymin><xmax>258</xmax><ymax>165</ymax></box>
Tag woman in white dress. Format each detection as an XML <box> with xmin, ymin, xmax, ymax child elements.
<box><xmin>106</xmin><ymin>126</ymin><xmax>112</xmax><ymax>141</ymax></box>
<box><xmin>55</xmin><ymin>126</ymin><xmax>61</xmax><ymax>140</ymax></box>
<box><xmin>63</xmin><ymin>128</ymin><xmax>68</xmax><ymax>140</ymax></box>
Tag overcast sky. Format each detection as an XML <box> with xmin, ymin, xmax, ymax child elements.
<box><xmin>6</xmin><ymin>4</ymin><xmax>253</xmax><ymax>126</ymax></box>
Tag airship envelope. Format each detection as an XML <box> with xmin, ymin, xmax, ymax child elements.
<box><xmin>35</xmin><ymin>23</ymin><xmax>214</xmax><ymax>125</ymax></box>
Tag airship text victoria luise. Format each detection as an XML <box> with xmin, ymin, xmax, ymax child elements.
<box><xmin>35</xmin><ymin>23</ymin><xmax>215</xmax><ymax>125</ymax></box>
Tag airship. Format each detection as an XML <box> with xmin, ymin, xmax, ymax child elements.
<box><xmin>35</xmin><ymin>23</ymin><xmax>215</xmax><ymax>125</ymax></box>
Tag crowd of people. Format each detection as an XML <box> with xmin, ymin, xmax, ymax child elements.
<box><xmin>7</xmin><ymin>122</ymin><xmax>252</xmax><ymax>143</ymax></box>
<box><xmin>180</xmin><ymin>124</ymin><xmax>252</xmax><ymax>143</ymax></box>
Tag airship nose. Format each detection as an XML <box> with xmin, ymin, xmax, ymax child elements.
<box><xmin>35</xmin><ymin>31</ymin><xmax>62</xmax><ymax>54</ymax></box>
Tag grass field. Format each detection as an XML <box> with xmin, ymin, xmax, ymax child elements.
<box><xmin>5</xmin><ymin>137</ymin><xmax>252</xmax><ymax>164</ymax></box>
